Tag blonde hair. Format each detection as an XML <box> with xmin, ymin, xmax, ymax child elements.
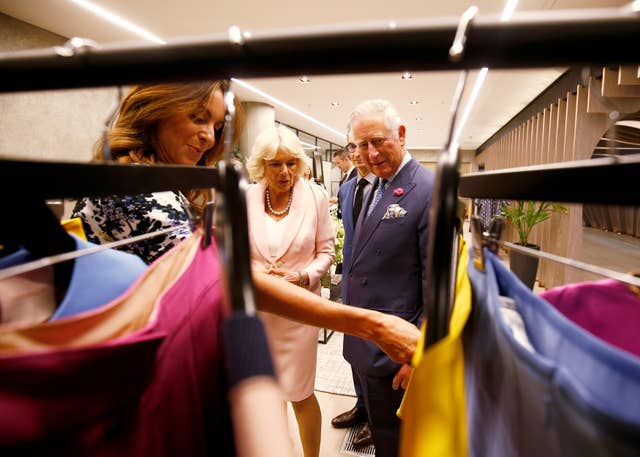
<box><xmin>94</xmin><ymin>80</ymin><xmax>245</xmax><ymax>213</ymax></box>
<box><xmin>246</xmin><ymin>124</ymin><xmax>311</xmax><ymax>182</ymax></box>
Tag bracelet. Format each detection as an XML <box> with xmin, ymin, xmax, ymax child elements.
<box><xmin>298</xmin><ymin>271</ymin><xmax>303</xmax><ymax>287</ymax></box>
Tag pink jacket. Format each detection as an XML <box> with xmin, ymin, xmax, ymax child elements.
<box><xmin>246</xmin><ymin>177</ymin><xmax>335</xmax><ymax>294</ymax></box>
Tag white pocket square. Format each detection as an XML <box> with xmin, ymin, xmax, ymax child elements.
<box><xmin>382</xmin><ymin>203</ymin><xmax>407</xmax><ymax>220</ymax></box>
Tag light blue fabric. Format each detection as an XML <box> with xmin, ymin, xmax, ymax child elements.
<box><xmin>464</xmin><ymin>247</ymin><xmax>640</xmax><ymax>457</ymax></box>
<box><xmin>0</xmin><ymin>235</ymin><xmax>147</xmax><ymax>321</ymax></box>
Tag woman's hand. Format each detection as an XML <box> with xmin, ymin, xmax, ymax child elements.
<box><xmin>371</xmin><ymin>312</ymin><xmax>421</xmax><ymax>364</ymax></box>
<box><xmin>269</xmin><ymin>269</ymin><xmax>309</xmax><ymax>289</ymax></box>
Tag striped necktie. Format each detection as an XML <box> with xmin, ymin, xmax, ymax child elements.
<box><xmin>366</xmin><ymin>178</ymin><xmax>387</xmax><ymax>218</ymax></box>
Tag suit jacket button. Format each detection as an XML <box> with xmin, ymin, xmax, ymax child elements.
<box><xmin>375</xmin><ymin>249</ymin><xmax>381</xmax><ymax>256</ymax></box>
<box><xmin>361</xmin><ymin>278</ymin><xmax>367</xmax><ymax>285</ymax></box>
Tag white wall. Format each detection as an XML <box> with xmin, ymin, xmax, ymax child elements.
<box><xmin>0</xmin><ymin>13</ymin><xmax>118</xmax><ymax>162</ymax></box>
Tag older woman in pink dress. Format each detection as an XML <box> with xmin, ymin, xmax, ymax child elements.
<box><xmin>246</xmin><ymin>124</ymin><xmax>334</xmax><ymax>457</ymax></box>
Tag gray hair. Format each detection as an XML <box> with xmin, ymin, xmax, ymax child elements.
<box><xmin>346</xmin><ymin>99</ymin><xmax>403</xmax><ymax>140</ymax></box>
<box><xmin>246</xmin><ymin>124</ymin><xmax>311</xmax><ymax>182</ymax></box>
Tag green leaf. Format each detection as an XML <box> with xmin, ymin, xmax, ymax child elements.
<box><xmin>500</xmin><ymin>200</ymin><xmax>568</xmax><ymax>245</ymax></box>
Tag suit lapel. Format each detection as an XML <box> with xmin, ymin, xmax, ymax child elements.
<box><xmin>351</xmin><ymin>159</ymin><xmax>419</xmax><ymax>264</ymax></box>
<box><xmin>247</xmin><ymin>181</ymin><xmax>272</xmax><ymax>262</ymax></box>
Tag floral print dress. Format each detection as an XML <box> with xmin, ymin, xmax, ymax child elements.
<box><xmin>70</xmin><ymin>191</ymin><xmax>193</xmax><ymax>264</ymax></box>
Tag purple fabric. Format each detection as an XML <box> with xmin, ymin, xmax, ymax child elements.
<box><xmin>0</xmin><ymin>236</ymin><xmax>233</xmax><ymax>456</ymax></box>
<box><xmin>540</xmin><ymin>279</ymin><xmax>640</xmax><ymax>358</ymax></box>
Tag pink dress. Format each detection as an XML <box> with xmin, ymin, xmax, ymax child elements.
<box><xmin>246</xmin><ymin>178</ymin><xmax>335</xmax><ymax>401</ymax></box>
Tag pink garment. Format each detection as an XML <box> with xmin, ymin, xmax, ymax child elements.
<box><xmin>540</xmin><ymin>279</ymin><xmax>640</xmax><ymax>358</ymax></box>
<box><xmin>246</xmin><ymin>178</ymin><xmax>335</xmax><ymax>401</ymax></box>
<box><xmin>0</xmin><ymin>234</ymin><xmax>233</xmax><ymax>456</ymax></box>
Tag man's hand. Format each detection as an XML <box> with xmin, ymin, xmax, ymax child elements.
<box><xmin>392</xmin><ymin>364</ymin><xmax>412</xmax><ymax>390</ymax></box>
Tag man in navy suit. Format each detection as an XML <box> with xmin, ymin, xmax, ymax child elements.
<box><xmin>329</xmin><ymin>148</ymin><xmax>357</xmax><ymax>220</ymax></box>
<box><xmin>343</xmin><ymin>99</ymin><xmax>435</xmax><ymax>456</ymax></box>
<box><xmin>331</xmin><ymin>137</ymin><xmax>376</xmax><ymax>447</ymax></box>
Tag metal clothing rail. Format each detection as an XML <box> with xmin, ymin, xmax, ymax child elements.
<box><xmin>458</xmin><ymin>155</ymin><xmax>640</xmax><ymax>205</ymax></box>
<box><xmin>0</xmin><ymin>6</ymin><xmax>639</xmax><ymax>92</ymax></box>
<box><xmin>0</xmin><ymin>159</ymin><xmax>220</xmax><ymax>199</ymax></box>
<box><xmin>503</xmin><ymin>241</ymin><xmax>640</xmax><ymax>287</ymax></box>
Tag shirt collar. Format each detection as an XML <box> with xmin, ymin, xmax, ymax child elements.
<box><xmin>386</xmin><ymin>150</ymin><xmax>411</xmax><ymax>184</ymax></box>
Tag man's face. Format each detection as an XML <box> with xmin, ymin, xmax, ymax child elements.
<box><xmin>347</xmin><ymin>139</ymin><xmax>369</xmax><ymax>175</ymax></box>
<box><xmin>351</xmin><ymin>113</ymin><xmax>405</xmax><ymax>180</ymax></box>
<box><xmin>334</xmin><ymin>155</ymin><xmax>351</xmax><ymax>173</ymax></box>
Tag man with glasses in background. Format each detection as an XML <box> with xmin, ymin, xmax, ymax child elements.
<box><xmin>341</xmin><ymin>99</ymin><xmax>434</xmax><ymax>457</ymax></box>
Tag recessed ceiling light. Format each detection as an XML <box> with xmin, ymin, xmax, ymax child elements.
<box><xmin>409</xmin><ymin>100</ymin><xmax>420</xmax><ymax>105</ymax></box>
<box><xmin>299</xmin><ymin>76</ymin><xmax>311</xmax><ymax>83</ymax></box>
<box><xmin>415</xmin><ymin>116</ymin><xmax>423</xmax><ymax>121</ymax></box>
<box><xmin>402</xmin><ymin>72</ymin><xmax>413</xmax><ymax>80</ymax></box>
<box><xmin>389</xmin><ymin>21</ymin><xmax>397</xmax><ymax>29</ymax></box>
<box><xmin>330</xmin><ymin>101</ymin><xmax>341</xmax><ymax>107</ymax></box>
<box><xmin>243</xmin><ymin>31</ymin><xmax>252</xmax><ymax>39</ymax></box>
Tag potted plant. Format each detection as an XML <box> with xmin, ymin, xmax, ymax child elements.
<box><xmin>501</xmin><ymin>201</ymin><xmax>568</xmax><ymax>289</ymax></box>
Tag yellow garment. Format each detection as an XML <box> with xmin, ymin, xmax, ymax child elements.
<box><xmin>0</xmin><ymin>232</ymin><xmax>199</xmax><ymax>355</ymax></box>
<box><xmin>398</xmin><ymin>236</ymin><xmax>471</xmax><ymax>457</ymax></box>
<box><xmin>61</xmin><ymin>217</ymin><xmax>87</xmax><ymax>240</ymax></box>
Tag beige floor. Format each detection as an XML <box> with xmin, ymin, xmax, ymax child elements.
<box><xmin>287</xmin><ymin>224</ymin><xmax>640</xmax><ymax>457</ymax></box>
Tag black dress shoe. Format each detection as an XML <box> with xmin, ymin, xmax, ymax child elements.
<box><xmin>353</xmin><ymin>422</ymin><xmax>373</xmax><ymax>448</ymax></box>
<box><xmin>331</xmin><ymin>406</ymin><xmax>366</xmax><ymax>428</ymax></box>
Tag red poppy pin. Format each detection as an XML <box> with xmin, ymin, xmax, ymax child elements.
<box><xmin>393</xmin><ymin>187</ymin><xmax>404</xmax><ymax>196</ymax></box>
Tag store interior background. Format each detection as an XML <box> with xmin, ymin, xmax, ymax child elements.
<box><xmin>1</xmin><ymin>0</ymin><xmax>639</xmax><ymax>455</ymax></box>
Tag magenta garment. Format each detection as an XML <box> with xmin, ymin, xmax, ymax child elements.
<box><xmin>0</xmin><ymin>236</ymin><xmax>233</xmax><ymax>456</ymax></box>
<box><xmin>540</xmin><ymin>279</ymin><xmax>640</xmax><ymax>358</ymax></box>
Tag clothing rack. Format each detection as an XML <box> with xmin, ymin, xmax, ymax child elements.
<box><xmin>1</xmin><ymin>3</ymin><xmax>639</xmax><ymax>349</ymax></box>
<box><xmin>458</xmin><ymin>155</ymin><xmax>640</xmax><ymax>206</ymax></box>
<box><xmin>0</xmin><ymin>158</ymin><xmax>219</xmax><ymax>199</ymax></box>
<box><xmin>0</xmin><ymin>7</ymin><xmax>639</xmax><ymax>92</ymax></box>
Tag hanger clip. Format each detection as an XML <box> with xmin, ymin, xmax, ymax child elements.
<box><xmin>201</xmin><ymin>201</ymin><xmax>216</xmax><ymax>249</ymax></box>
<box><xmin>470</xmin><ymin>215</ymin><xmax>504</xmax><ymax>271</ymax></box>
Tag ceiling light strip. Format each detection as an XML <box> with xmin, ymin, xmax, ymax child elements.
<box><xmin>68</xmin><ymin>0</ymin><xmax>166</xmax><ymax>44</ymax></box>
<box><xmin>231</xmin><ymin>78</ymin><xmax>344</xmax><ymax>139</ymax></box>
<box><xmin>451</xmin><ymin>0</ymin><xmax>518</xmax><ymax>147</ymax></box>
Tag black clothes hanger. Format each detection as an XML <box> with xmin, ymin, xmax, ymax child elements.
<box><xmin>215</xmin><ymin>87</ymin><xmax>276</xmax><ymax>405</ymax></box>
<box><xmin>423</xmin><ymin>6</ymin><xmax>476</xmax><ymax>349</ymax></box>
<box><xmin>0</xmin><ymin>195</ymin><xmax>76</xmax><ymax>305</ymax></box>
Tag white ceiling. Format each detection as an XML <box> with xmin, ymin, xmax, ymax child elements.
<box><xmin>0</xmin><ymin>0</ymin><xmax>629</xmax><ymax>149</ymax></box>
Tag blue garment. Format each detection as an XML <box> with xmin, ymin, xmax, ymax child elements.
<box><xmin>0</xmin><ymin>235</ymin><xmax>147</xmax><ymax>321</ymax></box>
<box><xmin>465</xmin><ymin>247</ymin><xmax>640</xmax><ymax>457</ymax></box>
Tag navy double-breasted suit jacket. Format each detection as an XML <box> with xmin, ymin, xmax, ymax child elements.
<box><xmin>343</xmin><ymin>156</ymin><xmax>435</xmax><ymax>377</ymax></box>
<box><xmin>337</xmin><ymin>175</ymin><xmax>357</xmax><ymax>301</ymax></box>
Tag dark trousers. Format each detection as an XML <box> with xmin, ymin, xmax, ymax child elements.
<box><xmin>355</xmin><ymin>369</ymin><xmax>404</xmax><ymax>457</ymax></box>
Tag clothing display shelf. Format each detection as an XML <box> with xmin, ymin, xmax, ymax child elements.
<box><xmin>458</xmin><ymin>154</ymin><xmax>640</xmax><ymax>206</ymax></box>
<box><xmin>1</xmin><ymin>3</ymin><xmax>639</xmax><ymax>341</ymax></box>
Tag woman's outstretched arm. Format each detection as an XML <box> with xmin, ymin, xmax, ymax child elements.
<box><xmin>253</xmin><ymin>272</ymin><xmax>420</xmax><ymax>364</ymax></box>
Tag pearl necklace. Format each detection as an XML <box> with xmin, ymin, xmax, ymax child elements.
<box><xmin>266</xmin><ymin>187</ymin><xmax>293</xmax><ymax>216</ymax></box>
